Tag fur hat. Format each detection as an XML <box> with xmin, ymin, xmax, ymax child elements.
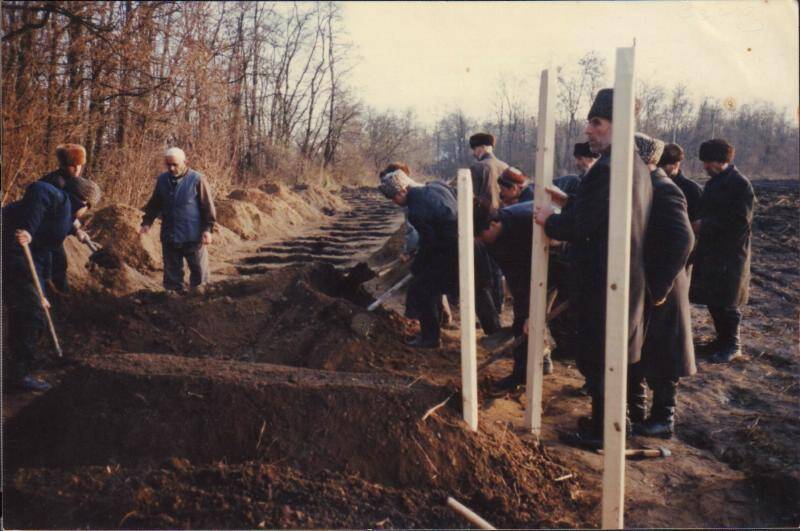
<box><xmin>634</xmin><ymin>133</ymin><xmax>665</xmax><ymax>165</ymax></box>
<box><xmin>469</xmin><ymin>133</ymin><xmax>495</xmax><ymax>149</ymax></box>
<box><xmin>588</xmin><ymin>88</ymin><xmax>614</xmax><ymax>121</ymax></box>
<box><xmin>66</xmin><ymin>176</ymin><xmax>102</xmax><ymax>208</ymax></box>
<box><xmin>699</xmin><ymin>138</ymin><xmax>734</xmax><ymax>163</ymax></box>
<box><xmin>658</xmin><ymin>143</ymin><xmax>685</xmax><ymax>166</ymax></box>
<box><xmin>498</xmin><ymin>167</ymin><xmax>527</xmax><ymax>186</ymax></box>
<box><xmin>573</xmin><ymin>141</ymin><xmax>599</xmax><ymax>159</ymax></box>
<box><xmin>379</xmin><ymin>162</ymin><xmax>410</xmax><ymax>179</ymax></box>
<box><xmin>56</xmin><ymin>144</ymin><xmax>87</xmax><ymax>167</ymax></box>
<box><xmin>378</xmin><ymin>169</ymin><xmax>420</xmax><ymax>199</ymax></box>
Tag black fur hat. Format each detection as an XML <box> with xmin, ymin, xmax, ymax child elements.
<box><xmin>588</xmin><ymin>88</ymin><xmax>614</xmax><ymax>121</ymax></box>
<box><xmin>699</xmin><ymin>138</ymin><xmax>734</xmax><ymax>163</ymax></box>
<box><xmin>658</xmin><ymin>143</ymin><xmax>685</xmax><ymax>166</ymax></box>
<box><xmin>573</xmin><ymin>141</ymin><xmax>599</xmax><ymax>158</ymax></box>
<box><xmin>469</xmin><ymin>133</ymin><xmax>495</xmax><ymax>149</ymax></box>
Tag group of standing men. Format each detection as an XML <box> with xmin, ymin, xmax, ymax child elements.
<box><xmin>377</xmin><ymin>87</ymin><xmax>755</xmax><ymax>444</ymax></box>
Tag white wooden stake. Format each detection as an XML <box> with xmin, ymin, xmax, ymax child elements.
<box><xmin>524</xmin><ymin>68</ymin><xmax>556</xmax><ymax>434</ymax></box>
<box><xmin>457</xmin><ymin>168</ymin><xmax>479</xmax><ymax>431</ymax></box>
<box><xmin>602</xmin><ymin>45</ymin><xmax>637</xmax><ymax>530</ymax></box>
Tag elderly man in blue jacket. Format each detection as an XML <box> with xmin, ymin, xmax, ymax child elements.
<box><xmin>139</xmin><ymin>147</ymin><xmax>217</xmax><ymax>293</ymax></box>
<box><xmin>378</xmin><ymin>169</ymin><xmax>459</xmax><ymax>349</ymax></box>
<box><xmin>2</xmin><ymin>176</ymin><xmax>101</xmax><ymax>391</ymax></box>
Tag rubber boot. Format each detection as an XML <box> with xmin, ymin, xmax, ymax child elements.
<box><xmin>563</xmin><ymin>393</ymin><xmax>604</xmax><ymax>449</ymax></box>
<box><xmin>636</xmin><ymin>379</ymin><xmax>677</xmax><ymax>438</ymax></box>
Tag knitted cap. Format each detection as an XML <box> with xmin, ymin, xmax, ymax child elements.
<box><xmin>56</xmin><ymin>144</ymin><xmax>87</xmax><ymax>167</ymax></box>
<box><xmin>634</xmin><ymin>133</ymin><xmax>665</xmax><ymax>165</ymax></box>
<box><xmin>587</xmin><ymin>88</ymin><xmax>614</xmax><ymax>121</ymax></box>
<box><xmin>469</xmin><ymin>133</ymin><xmax>495</xmax><ymax>149</ymax></box>
<box><xmin>378</xmin><ymin>169</ymin><xmax>420</xmax><ymax>199</ymax></box>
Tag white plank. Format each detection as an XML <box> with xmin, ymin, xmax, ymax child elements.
<box><xmin>602</xmin><ymin>45</ymin><xmax>637</xmax><ymax>530</ymax></box>
<box><xmin>457</xmin><ymin>168</ymin><xmax>479</xmax><ymax>431</ymax></box>
<box><xmin>524</xmin><ymin>68</ymin><xmax>556</xmax><ymax>434</ymax></box>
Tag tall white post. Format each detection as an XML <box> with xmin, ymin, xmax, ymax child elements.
<box><xmin>602</xmin><ymin>46</ymin><xmax>637</xmax><ymax>529</ymax></box>
<box><xmin>524</xmin><ymin>68</ymin><xmax>556</xmax><ymax>434</ymax></box>
<box><xmin>457</xmin><ymin>168</ymin><xmax>479</xmax><ymax>431</ymax></box>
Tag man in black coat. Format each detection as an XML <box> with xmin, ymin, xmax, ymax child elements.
<box><xmin>474</xmin><ymin>200</ymin><xmax>554</xmax><ymax>391</ymax></box>
<box><xmin>631</xmin><ymin>133</ymin><xmax>696</xmax><ymax>438</ymax></box>
<box><xmin>690</xmin><ymin>139</ymin><xmax>755</xmax><ymax>363</ymax></box>
<box><xmin>378</xmin><ymin>170</ymin><xmax>459</xmax><ymax>348</ymax></box>
<box><xmin>534</xmin><ymin>88</ymin><xmax>653</xmax><ymax>446</ymax></box>
<box><xmin>657</xmin><ymin>143</ymin><xmax>703</xmax><ymax>223</ymax></box>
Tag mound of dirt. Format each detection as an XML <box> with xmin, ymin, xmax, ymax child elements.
<box><xmin>257</xmin><ymin>182</ymin><xmax>326</xmax><ymax>222</ymax></box>
<box><xmin>214</xmin><ymin>198</ymin><xmax>277</xmax><ymax>240</ymax></box>
<box><xmin>86</xmin><ymin>204</ymin><xmax>163</xmax><ymax>272</ymax></box>
<box><xmin>4</xmin><ymin>354</ymin><xmax>589</xmax><ymax>529</ymax></box>
<box><xmin>294</xmin><ymin>183</ymin><xmax>350</xmax><ymax>214</ymax></box>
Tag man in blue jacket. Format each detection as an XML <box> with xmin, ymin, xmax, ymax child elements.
<box><xmin>378</xmin><ymin>169</ymin><xmax>459</xmax><ymax>348</ymax></box>
<box><xmin>139</xmin><ymin>147</ymin><xmax>217</xmax><ymax>293</ymax></box>
<box><xmin>474</xmin><ymin>200</ymin><xmax>554</xmax><ymax>391</ymax></box>
<box><xmin>2</xmin><ymin>176</ymin><xmax>101</xmax><ymax>391</ymax></box>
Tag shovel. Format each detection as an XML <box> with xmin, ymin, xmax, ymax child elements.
<box><xmin>81</xmin><ymin>235</ymin><xmax>122</xmax><ymax>269</ymax></box>
<box><xmin>367</xmin><ymin>273</ymin><xmax>412</xmax><ymax>311</ymax></box>
<box><xmin>21</xmin><ymin>242</ymin><xmax>63</xmax><ymax>358</ymax></box>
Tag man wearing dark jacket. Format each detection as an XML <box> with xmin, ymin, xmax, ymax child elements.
<box><xmin>690</xmin><ymin>139</ymin><xmax>755</xmax><ymax>363</ymax></box>
<box><xmin>378</xmin><ymin>170</ymin><xmax>459</xmax><ymax>348</ymax></box>
<box><xmin>631</xmin><ymin>133</ymin><xmax>696</xmax><ymax>439</ymax></box>
<box><xmin>139</xmin><ymin>147</ymin><xmax>217</xmax><ymax>293</ymax></box>
<box><xmin>657</xmin><ymin>143</ymin><xmax>703</xmax><ymax>223</ymax></box>
<box><xmin>474</xmin><ymin>200</ymin><xmax>554</xmax><ymax>391</ymax></box>
<box><xmin>37</xmin><ymin>144</ymin><xmax>96</xmax><ymax>291</ymax></box>
<box><xmin>553</xmin><ymin>141</ymin><xmax>600</xmax><ymax>195</ymax></box>
<box><xmin>534</xmin><ymin>88</ymin><xmax>653</xmax><ymax>446</ymax></box>
<box><xmin>2</xmin><ymin>176</ymin><xmax>101</xmax><ymax>391</ymax></box>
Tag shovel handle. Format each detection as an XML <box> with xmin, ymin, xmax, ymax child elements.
<box><xmin>21</xmin><ymin>242</ymin><xmax>63</xmax><ymax>358</ymax></box>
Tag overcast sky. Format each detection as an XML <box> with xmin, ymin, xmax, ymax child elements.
<box><xmin>341</xmin><ymin>0</ymin><xmax>799</xmax><ymax>126</ymax></box>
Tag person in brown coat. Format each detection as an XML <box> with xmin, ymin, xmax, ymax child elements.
<box><xmin>469</xmin><ymin>133</ymin><xmax>508</xmax><ymax>210</ymax></box>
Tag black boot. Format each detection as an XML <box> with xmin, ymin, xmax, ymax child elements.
<box><xmin>709</xmin><ymin>306</ymin><xmax>743</xmax><ymax>363</ymax></box>
<box><xmin>628</xmin><ymin>371</ymin><xmax>648</xmax><ymax>427</ymax></box>
<box><xmin>635</xmin><ymin>379</ymin><xmax>677</xmax><ymax>439</ymax></box>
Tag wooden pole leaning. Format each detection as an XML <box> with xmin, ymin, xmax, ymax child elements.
<box><xmin>602</xmin><ymin>45</ymin><xmax>637</xmax><ymax>530</ymax></box>
<box><xmin>524</xmin><ymin>68</ymin><xmax>556</xmax><ymax>434</ymax></box>
<box><xmin>457</xmin><ymin>168</ymin><xmax>479</xmax><ymax>431</ymax></box>
<box><xmin>21</xmin><ymin>242</ymin><xmax>63</xmax><ymax>358</ymax></box>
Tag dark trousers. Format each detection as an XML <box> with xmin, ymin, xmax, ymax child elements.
<box><xmin>162</xmin><ymin>241</ymin><xmax>209</xmax><ymax>291</ymax></box>
<box><xmin>580</xmin><ymin>360</ymin><xmax>651</xmax><ymax>430</ymax></box>
<box><xmin>406</xmin><ymin>273</ymin><xmax>455</xmax><ymax>343</ymax></box>
<box><xmin>474</xmin><ymin>244</ymin><xmax>501</xmax><ymax>334</ymax></box>
<box><xmin>3</xmin><ymin>281</ymin><xmax>46</xmax><ymax>382</ymax></box>
<box><xmin>707</xmin><ymin>305</ymin><xmax>742</xmax><ymax>349</ymax></box>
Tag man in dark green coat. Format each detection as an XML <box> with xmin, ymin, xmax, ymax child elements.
<box><xmin>690</xmin><ymin>139</ymin><xmax>755</xmax><ymax>363</ymax></box>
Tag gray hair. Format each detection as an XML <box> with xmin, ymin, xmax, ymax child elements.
<box><xmin>164</xmin><ymin>147</ymin><xmax>186</xmax><ymax>162</ymax></box>
<box><xmin>378</xmin><ymin>169</ymin><xmax>420</xmax><ymax>199</ymax></box>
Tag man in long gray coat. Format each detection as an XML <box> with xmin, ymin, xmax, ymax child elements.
<box><xmin>139</xmin><ymin>147</ymin><xmax>217</xmax><ymax>293</ymax></box>
<box><xmin>690</xmin><ymin>139</ymin><xmax>755</xmax><ymax>363</ymax></box>
<box><xmin>631</xmin><ymin>134</ymin><xmax>696</xmax><ymax>439</ymax></box>
<box><xmin>534</xmin><ymin>89</ymin><xmax>653</xmax><ymax>447</ymax></box>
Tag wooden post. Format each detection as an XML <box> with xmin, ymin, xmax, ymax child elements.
<box><xmin>524</xmin><ymin>68</ymin><xmax>556</xmax><ymax>434</ymax></box>
<box><xmin>602</xmin><ymin>45</ymin><xmax>637</xmax><ymax>529</ymax></box>
<box><xmin>457</xmin><ymin>168</ymin><xmax>479</xmax><ymax>431</ymax></box>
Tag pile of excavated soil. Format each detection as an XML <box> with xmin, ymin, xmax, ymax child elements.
<box><xmin>51</xmin><ymin>264</ymin><xmax>461</xmax><ymax>378</ymax></box>
<box><xmin>4</xmin><ymin>354</ymin><xmax>590</xmax><ymax>529</ymax></box>
<box><xmin>293</xmin><ymin>183</ymin><xmax>349</xmax><ymax>214</ymax></box>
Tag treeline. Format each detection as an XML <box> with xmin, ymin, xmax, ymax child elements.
<box><xmin>3</xmin><ymin>4</ymin><xmax>797</xmax><ymax>209</ymax></box>
<box><xmin>429</xmin><ymin>52</ymin><xmax>799</xmax><ymax>181</ymax></box>
<box><xmin>2</xmin><ymin>1</ymin><xmax>373</xmax><ymax>206</ymax></box>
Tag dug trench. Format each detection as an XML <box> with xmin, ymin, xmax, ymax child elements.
<box><xmin>2</xmin><ymin>187</ymin><xmax>592</xmax><ymax>528</ymax></box>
